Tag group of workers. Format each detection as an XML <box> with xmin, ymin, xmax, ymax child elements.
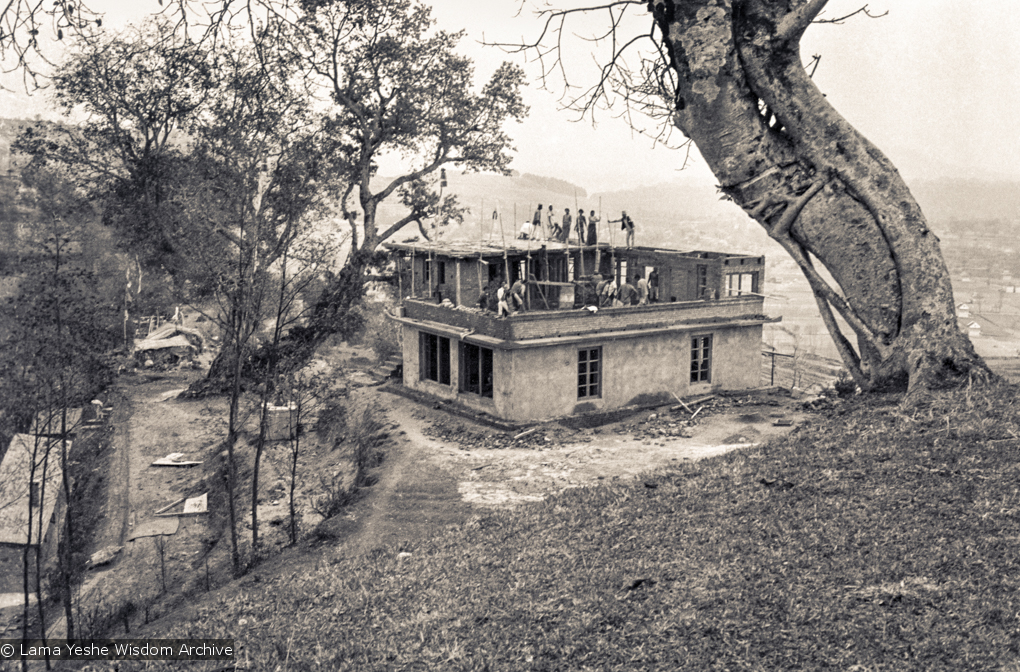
<box><xmin>593</xmin><ymin>270</ymin><xmax>659</xmax><ymax>308</ymax></box>
<box><xmin>480</xmin><ymin>267</ymin><xmax>661</xmax><ymax>318</ymax></box>
<box><xmin>518</xmin><ymin>206</ymin><xmax>636</xmax><ymax>248</ymax></box>
<box><xmin>490</xmin><ymin>277</ymin><xmax>527</xmax><ymax>317</ymax></box>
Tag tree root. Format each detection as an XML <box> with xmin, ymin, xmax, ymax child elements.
<box><xmin>754</xmin><ymin>177</ymin><xmax>889</xmax><ymax>360</ymax></box>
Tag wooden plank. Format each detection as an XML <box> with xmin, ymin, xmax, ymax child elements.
<box><xmin>513</xmin><ymin>427</ymin><xmax>540</xmax><ymax>440</ymax></box>
<box><xmin>154</xmin><ymin>497</ymin><xmax>186</xmax><ymax>516</ymax></box>
<box><xmin>670</xmin><ymin>392</ymin><xmax>694</xmax><ymax>414</ymax></box>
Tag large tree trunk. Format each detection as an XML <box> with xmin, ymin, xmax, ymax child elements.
<box><xmin>651</xmin><ymin>0</ymin><xmax>990</xmax><ymax>393</ymax></box>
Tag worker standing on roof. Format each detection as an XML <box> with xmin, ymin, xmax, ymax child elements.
<box><xmin>560</xmin><ymin>208</ymin><xmax>573</xmax><ymax>243</ymax></box>
<box><xmin>600</xmin><ymin>276</ymin><xmax>618</xmax><ymax>307</ymax></box>
<box><xmin>637</xmin><ymin>273</ymin><xmax>649</xmax><ymax>305</ymax></box>
<box><xmin>531</xmin><ymin>204</ymin><xmax>542</xmax><ymax>237</ymax></box>
<box><xmin>587</xmin><ymin>210</ymin><xmax>599</xmax><ymax>246</ymax></box>
<box><xmin>497</xmin><ymin>282</ymin><xmax>510</xmax><ymax>317</ymax></box>
<box><xmin>511</xmin><ymin>277</ymin><xmax>527</xmax><ymax>312</ymax></box>
<box><xmin>619</xmin><ymin>276</ymin><xmax>639</xmax><ymax>305</ymax></box>
<box><xmin>611</xmin><ymin>211</ymin><xmax>635</xmax><ymax>248</ymax></box>
<box><xmin>575</xmin><ymin>210</ymin><xmax>587</xmax><ymax>245</ymax></box>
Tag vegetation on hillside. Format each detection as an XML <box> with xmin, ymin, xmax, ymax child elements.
<box><xmin>94</xmin><ymin>381</ymin><xmax>1020</xmax><ymax>671</ymax></box>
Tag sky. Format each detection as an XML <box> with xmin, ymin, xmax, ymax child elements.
<box><xmin>1</xmin><ymin>0</ymin><xmax>1017</xmax><ymax>192</ymax></box>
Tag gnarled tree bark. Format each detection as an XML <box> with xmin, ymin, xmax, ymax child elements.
<box><xmin>651</xmin><ymin>0</ymin><xmax>990</xmax><ymax>393</ymax></box>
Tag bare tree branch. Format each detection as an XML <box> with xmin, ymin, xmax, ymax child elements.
<box><xmin>776</xmin><ymin>0</ymin><xmax>831</xmax><ymax>44</ymax></box>
<box><xmin>812</xmin><ymin>4</ymin><xmax>888</xmax><ymax>26</ymax></box>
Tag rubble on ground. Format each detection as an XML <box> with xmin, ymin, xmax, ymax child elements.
<box><xmin>421</xmin><ymin>419</ymin><xmax>566</xmax><ymax>450</ymax></box>
<box><xmin>413</xmin><ymin>407</ymin><xmax>571</xmax><ymax>450</ymax></box>
<box><xmin>415</xmin><ymin>390</ymin><xmax>804</xmax><ymax>451</ymax></box>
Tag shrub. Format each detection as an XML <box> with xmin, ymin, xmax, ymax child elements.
<box><xmin>311</xmin><ymin>470</ymin><xmax>359</xmax><ymax>520</ymax></box>
<box><xmin>833</xmin><ymin>370</ymin><xmax>858</xmax><ymax>398</ymax></box>
<box><xmin>346</xmin><ymin>404</ymin><xmax>387</xmax><ymax>485</ymax></box>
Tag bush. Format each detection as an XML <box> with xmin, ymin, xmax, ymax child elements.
<box><xmin>311</xmin><ymin>470</ymin><xmax>360</xmax><ymax>520</ymax></box>
<box><xmin>310</xmin><ymin>403</ymin><xmax>387</xmax><ymax>524</ymax></box>
<box><xmin>315</xmin><ymin>401</ymin><xmax>347</xmax><ymax>442</ymax></box>
<box><xmin>346</xmin><ymin>404</ymin><xmax>387</xmax><ymax>485</ymax></box>
<box><xmin>833</xmin><ymin>370</ymin><xmax>858</xmax><ymax>398</ymax></box>
<box><xmin>360</xmin><ymin>290</ymin><xmax>401</xmax><ymax>362</ymax></box>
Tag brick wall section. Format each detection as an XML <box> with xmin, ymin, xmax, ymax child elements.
<box><xmin>509</xmin><ymin>298</ymin><xmax>765</xmax><ymax>339</ymax></box>
<box><xmin>403</xmin><ymin>296</ymin><xmax>766</xmax><ymax>342</ymax></box>
<box><xmin>457</xmin><ymin>259</ymin><xmax>484</xmax><ymax>307</ymax></box>
<box><xmin>404</xmin><ymin>300</ymin><xmax>513</xmax><ymax>339</ymax></box>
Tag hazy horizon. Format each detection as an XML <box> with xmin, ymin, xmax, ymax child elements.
<box><xmin>1</xmin><ymin>0</ymin><xmax>1017</xmax><ymax>193</ymax></box>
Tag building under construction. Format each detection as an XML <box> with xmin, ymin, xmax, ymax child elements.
<box><xmin>385</xmin><ymin>238</ymin><xmax>776</xmax><ymax>423</ymax></box>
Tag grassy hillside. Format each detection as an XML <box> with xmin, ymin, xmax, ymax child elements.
<box><xmin>101</xmin><ymin>381</ymin><xmax>1020</xmax><ymax>671</ymax></box>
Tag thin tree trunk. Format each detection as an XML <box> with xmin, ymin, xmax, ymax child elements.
<box><xmin>251</xmin><ymin>397</ymin><xmax>268</xmax><ymax>555</ymax></box>
<box><xmin>34</xmin><ymin>442</ymin><xmax>49</xmax><ymax>671</ymax></box>
<box><xmin>288</xmin><ymin>390</ymin><xmax>301</xmax><ymax>545</ymax></box>
<box><xmin>22</xmin><ymin>436</ymin><xmax>40</xmax><ymax>672</ymax></box>
<box><xmin>59</xmin><ymin>400</ymin><xmax>74</xmax><ymax>639</ymax></box>
<box><xmin>226</xmin><ymin>311</ymin><xmax>243</xmax><ymax>575</ymax></box>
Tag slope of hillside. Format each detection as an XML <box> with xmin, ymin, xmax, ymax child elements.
<box><xmin>96</xmin><ymin>381</ymin><xmax>1020</xmax><ymax>672</ymax></box>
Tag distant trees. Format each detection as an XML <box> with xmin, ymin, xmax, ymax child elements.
<box><xmin>16</xmin><ymin>17</ymin><xmax>219</xmax><ymax>306</ymax></box>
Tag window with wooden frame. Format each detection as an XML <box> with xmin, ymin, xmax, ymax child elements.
<box><xmin>459</xmin><ymin>343</ymin><xmax>494</xmax><ymax>398</ymax></box>
<box><xmin>690</xmin><ymin>335</ymin><xmax>712</xmax><ymax>383</ymax></box>
<box><xmin>725</xmin><ymin>272</ymin><xmax>757</xmax><ymax>297</ymax></box>
<box><xmin>578</xmin><ymin>347</ymin><xmax>602</xmax><ymax>399</ymax></box>
<box><xmin>420</xmin><ymin>332</ymin><xmax>450</xmax><ymax>385</ymax></box>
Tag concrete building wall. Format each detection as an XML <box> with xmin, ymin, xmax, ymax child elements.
<box><xmin>401</xmin><ymin>296</ymin><xmax>766</xmax><ymax>343</ymax></box>
<box><xmin>403</xmin><ymin>324</ymin><xmax>421</xmax><ymax>386</ymax></box>
<box><xmin>457</xmin><ymin>259</ymin><xmax>485</xmax><ymax>307</ymax></box>
<box><xmin>494</xmin><ymin>325</ymin><xmax>761</xmax><ymax>421</ymax></box>
<box><xmin>401</xmin><ymin>321</ymin><xmax>765</xmax><ymax>423</ymax></box>
<box><xmin>710</xmin><ymin>324</ymin><xmax>765</xmax><ymax>393</ymax></box>
<box><xmin>401</xmin><ymin>325</ymin><xmax>460</xmax><ymax>403</ymax></box>
<box><xmin>408</xmin><ymin>257</ymin><xmax>456</xmax><ymax>303</ymax></box>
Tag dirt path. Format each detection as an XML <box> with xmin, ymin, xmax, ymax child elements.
<box><xmin>96</xmin><ymin>386</ymin><xmax>133</xmax><ymax>549</ymax></box>
<box><xmin>41</xmin><ymin>354</ymin><xmax>814</xmax><ymax>637</ymax></box>
<box><xmin>317</xmin><ymin>396</ymin><xmax>472</xmax><ymax>557</ymax></box>
<box><xmin>330</xmin><ymin>387</ymin><xmax>811</xmax><ymax>557</ymax></box>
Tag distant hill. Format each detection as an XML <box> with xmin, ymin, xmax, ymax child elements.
<box><xmin>375</xmin><ymin>170</ymin><xmax>777</xmax><ymax>255</ymax></box>
<box><xmin>518</xmin><ymin>173</ymin><xmax>587</xmax><ymax>199</ymax></box>
<box><xmin>908</xmin><ymin>179</ymin><xmax>1020</xmax><ymax>224</ymax></box>
<box><xmin>373</xmin><ymin>170</ymin><xmax>594</xmax><ymax>243</ymax></box>
<box><xmin>399</xmin><ymin>169</ymin><xmax>1020</xmax><ymax>255</ymax></box>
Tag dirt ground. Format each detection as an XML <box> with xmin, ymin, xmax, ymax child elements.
<box><xmin>380</xmin><ymin>386</ymin><xmax>810</xmax><ymax>511</ymax></box>
<box><xmin>313</xmin><ymin>367</ymin><xmax>816</xmax><ymax>561</ymax></box>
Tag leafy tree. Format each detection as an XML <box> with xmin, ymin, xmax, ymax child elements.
<box><xmin>507</xmin><ymin>1</ymin><xmax>987</xmax><ymax>395</ymax></box>
<box><xmin>175</xmin><ymin>33</ymin><xmax>344</xmax><ymax>572</ymax></box>
<box><xmin>281</xmin><ymin>0</ymin><xmax>526</xmax><ymax>337</ymax></box>
<box><xmin>15</xmin><ymin>17</ymin><xmax>218</xmax><ymax>305</ymax></box>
